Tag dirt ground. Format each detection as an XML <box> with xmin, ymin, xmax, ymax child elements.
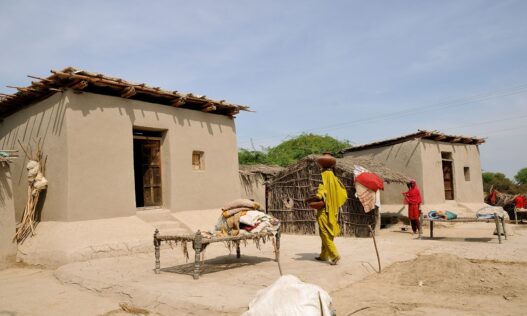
<box><xmin>1</xmin><ymin>222</ymin><xmax>526</xmax><ymax>316</ymax></box>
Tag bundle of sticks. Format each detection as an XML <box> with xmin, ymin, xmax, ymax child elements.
<box><xmin>13</xmin><ymin>139</ymin><xmax>48</xmax><ymax>244</ymax></box>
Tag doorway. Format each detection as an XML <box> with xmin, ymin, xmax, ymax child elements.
<box><xmin>133</xmin><ymin>130</ymin><xmax>162</xmax><ymax>207</ymax></box>
<box><xmin>442</xmin><ymin>160</ymin><xmax>454</xmax><ymax>200</ymax></box>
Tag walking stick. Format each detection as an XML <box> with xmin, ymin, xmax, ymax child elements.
<box><xmin>369</xmin><ymin>225</ymin><xmax>381</xmax><ymax>273</ymax></box>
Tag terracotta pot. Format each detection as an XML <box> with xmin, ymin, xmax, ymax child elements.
<box><xmin>309</xmin><ymin>200</ymin><xmax>325</xmax><ymax>210</ymax></box>
<box><xmin>317</xmin><ymin>152</ymin><xmax>336</xmax><ymax>168</ymax></box>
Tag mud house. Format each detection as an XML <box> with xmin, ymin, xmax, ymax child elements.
<box><xmin>340</xmin><ymin>130</ymin><xmax>486</xmax><ymax>216</ymax></box>
<box><xmin>0</xmin><ymin>67</ymin><xmax>249</xmax><ymax>225</ymax></box>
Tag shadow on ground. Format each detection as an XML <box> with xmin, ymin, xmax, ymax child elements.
<box><xmin>420</xmin><ymin>237</ymin><xmax>494</xmax><ymax>243</ymax></box>
<box><xmin>160</xmin><ymin>255</ymin><xmax>274</xmax><ymax>276</ymax></box>
<box><xmin>292</xmin><ymin>252</ymin><xmax>325</xmax><ymax>262</ymax></box>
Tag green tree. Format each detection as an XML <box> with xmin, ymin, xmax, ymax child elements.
<box><xmin>238</xmin><ymin>148</ymin><xmax>268</xmax><ymax>165</ymax></box>
<box><xmin>514</xmin><ymin>168</ymin><xmax>527</xmax><ymax>185</ymax></box>
<box><xmin>238</xmin><ymin>133</ymin><xmax>351</xmax><ymax>167</ymax></box>
<box><xmin>265</xmin><ymin>133</ymin><xmax>351</xmax><ymax>166</ymax></box>
<box><xmin>482</xmin><ymin>172</ymin><xmax>519</xmax><ymax>194</ymax></box>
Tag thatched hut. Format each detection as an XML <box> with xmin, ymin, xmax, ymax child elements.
<box><xmin>267</xmin><ymin>155</ymin><xmax>409</xmax><ymax>237</ymax></box>
<box><xmin>239</xmin><ymin>164</ymin><xmax>284</xmax><ymax>207</ymax></box>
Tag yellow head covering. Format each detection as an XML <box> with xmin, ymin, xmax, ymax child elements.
<box><xmin>316</xmin><ymin>169</ymin><xmax>348</xmax><ymax>236</ymax></box>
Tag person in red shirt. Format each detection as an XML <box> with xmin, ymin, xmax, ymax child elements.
<box><xmin>514</xmin><ymin>195</ymin><xmax>526</xmax><ymax>209</ymax></box>
<box><xmin>403</xmin><ymin>180</ymin><xmax>422</xmax><ymax>235</ymax></box>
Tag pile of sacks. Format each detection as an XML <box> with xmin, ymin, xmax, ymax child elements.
<box><xmin>212</xmin><ymin>199</ymin><xmax>280</xmax><ymax>237</ymax></box>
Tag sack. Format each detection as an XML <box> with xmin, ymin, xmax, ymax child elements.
<box><xmin>242</xmin><ymin>275</ymin><xmax>333</xmax><ymax>316</ymax></box>
<box><xmin>223</xmin><ymin>198</ymin><xmax>260</xmax><ymax>211</ymax></box>
<box><xmin>355</xmin><ymin>172</ymin><xmax>384</xmax><ymax>191</ymax></box>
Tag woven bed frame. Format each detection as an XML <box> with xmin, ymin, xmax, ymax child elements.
<box><xmin>420</xmin><ymin>213</ymin><xmax>507</xmax><ymax>244</ymax></box>
<box><xmin>153</xmin><ymin>228</ymin><xmax>281</xmax><ymax>279</ymax></box>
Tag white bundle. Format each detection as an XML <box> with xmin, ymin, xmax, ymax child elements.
<box><xmin>26</xmin><ymin>160</ymin><xmax>48</xmax><ymax>195</ymax></box>
<box><xmin>27</xmin><ymin>160</ymin><xmax>40</xmax><ymax>182</ymax></box>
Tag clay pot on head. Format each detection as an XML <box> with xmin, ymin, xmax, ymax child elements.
<box><xmin>309</xmin><ymin>200</ymin><xmax>325</xmax><ymax>210</ymax></box>
<box><xmin>317</xmin><ymin>152</ymin><xmax>336</xmax><ymax>169</ymax></box>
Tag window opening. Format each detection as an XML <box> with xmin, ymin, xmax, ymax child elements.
<box><xmin>192</xmin><ymin>151</ymin><xmax>204</xmax><ymax>170</ymax></box>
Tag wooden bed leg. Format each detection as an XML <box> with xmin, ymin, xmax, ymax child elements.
<box><xmin>236</xmin><ymin>242</ymin><xmax>241</xmax><ymax>259</ymax></box>
<box><xmin>193</xmin><ymin>230</ymin><xmax>203</xmax><ymax>280</ymax></box>
<box><xmin>502</xmin><ymin>216</ymin><xmax>508</xmax><ymax>240</ymax></box>
<box><xmin>154</xmin><ymin>229</ymin><xmax>160</xmax><ymax>274</ymax></box>
<box><xmin>494</xmin><ymin>213</ymin><xmax>502</xmax><ymax>244</ymax></box>
<box><xmin>418</xmin><ymin>212</ymin><xmax>424</xmax><ymax>239</ymax></box>
<box><xmin>430</xmin><ymin>221</ymin><xmax>434</xmax><ymax>239</ymax></box>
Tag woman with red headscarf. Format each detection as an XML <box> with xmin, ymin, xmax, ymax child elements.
<box><xmin>403</xmin><ymin>180</ymin><xmax>422</xmax><ymax>234</ymax></box>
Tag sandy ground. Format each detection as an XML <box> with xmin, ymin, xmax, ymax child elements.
<box><xmin>1</xmin><ymin>222</ymin><xmax>526</xmax><ymax>316</ymax></box>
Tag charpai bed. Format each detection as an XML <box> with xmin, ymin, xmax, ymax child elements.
<box><xmin>420</xmin><ymin>212</ymin><xmax>507</xmax><ymax>244</ymax></box>
<box><xmin>153</xmin><ymin>228</ymin><xmax>281</xmax><ymax>279</ymax></box>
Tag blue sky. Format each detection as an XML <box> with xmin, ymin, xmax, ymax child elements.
<box><xmin>1</xmin><ymin>1</ymin><xmax>526</xmax><ymax>178</ymax></box>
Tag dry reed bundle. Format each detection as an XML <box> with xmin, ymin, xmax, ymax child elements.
<box><xmin>13</xmin><ymin>139</ymin><xmax>48</xmax><ymax>244</ymax></box>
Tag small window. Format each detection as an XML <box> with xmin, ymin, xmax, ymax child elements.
<box><xmin>441</xmin><ymin>152</ymin><xmax>452</xmax><ymax>160</ymax></box>
<box><xmin>192</xmin><ymin>151</ymin><xmax>204</xmax><ymax>170</ymax></box>
<box><xmin>464</xmin><ymin>167</ymin><xmax>470</xmax><ymax>181</ymax></box>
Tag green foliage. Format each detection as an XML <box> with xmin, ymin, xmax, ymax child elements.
<box><xmin>238</xmin><ymin>133</ymin><xmax>351</xmax><ymax>167</ymax></box>
<box><xmin>482</xmin><ymin>172</ymin><xmax>520</xmax><ymax>194</ymax></box>
<box><xmin>266</xmin><ymin>134</ymin><xmax>351</xmax><ymax>166</ymax></box>
<box><xmin>514</xmin><ymin>168</ymin><xmax>527</xmax><ymax>185</ymax></box>
<box><xmin>238</xmin><ymin>148</ymin><xmax>268</xmax><ymax>165</ymax></box>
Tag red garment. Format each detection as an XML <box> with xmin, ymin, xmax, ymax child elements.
<box><xmin>355</xmin><ymin>172</ymin><xmax>385</xmax><ymax>191</ymax></box>
<box><xmin>403</xmin><ymin>180</ymin><xmax>422</xmax><ymax>205</ymax></box>
<box><xmin>408</xmin><ymin>204</ymin><xmax>420</xmax><ymax>220</ymax></box>
<box><xmin>515</xmin><ymin>195</ymin><xmax>526</xmax><ymax>209</ymax></box>
<box><xmin>485</xmin><ymin>189</ymin><xmax>498</xmax><ymax>205</ymax></box>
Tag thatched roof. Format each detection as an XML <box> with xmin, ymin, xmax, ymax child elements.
<box><xmin>239</xmin><ymin>164</ymin><xmax>285</xmax><ymax>177</ymax></box>
<box><xmin>0</xmin><ymin>67</ymin><xmax>250</xmax><ymax>119</ymax></box>
<box><xmin>272</xmin><ymin>155</ymin><xmax>409</xmax><ymax>184</ymax></box>
<box><xmin>341</xmin><ymin>129</ymin><xmax>485</xmax><ymax>153</ymax></box>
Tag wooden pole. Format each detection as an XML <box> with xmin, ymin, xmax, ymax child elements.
<box><xmin>369</xmin><ymin>225</ymin><xmax>381</xmax><ymax>273</ymax></box>
<box><xmin>275</xmin><ymin>229</ymin><xmax>283</xmax><ymax>276</ymax></box>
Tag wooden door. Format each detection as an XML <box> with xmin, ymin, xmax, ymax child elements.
<box><xmin>442</xmin><ymin>160</ymin><xmax>454</xmax><ymax>200</ymax></box>
<box><xmin>133</xmin><ymin>138</ymin><xmax>162</xmax><ymax>207</ymax></box>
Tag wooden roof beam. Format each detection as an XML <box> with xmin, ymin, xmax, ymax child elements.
<box><xmin>434</xmin><ymin>135</ymin><xmax>447</xmax><ymax>141</ymax></box>
<box><xmin>451</xmin><ymin>137</ymin><xmax>462</xmax><ymax>143</ymax></box>
<box><xmin>171</xmin><ymin>97</ymin><xmax>186</xmax><ymax>107</ymax></box>
<box><xmin>51</xmin><ymin>70</ymin><xmax>176</xmax><ymax>98</ymax></box>
<box><xmin>228</xmin><ymin>108</ymin><xmax>240</xmax><ymax>116</ymax></box>
<box><xmin>71</xmin><ymin>80</ymin><xmax>89</xmax><ymax>91</ymax></box>
<box><xmin>6</xmin><ymin>86</ymin><xmax>40</xmax><ymax>93</ymax></box>
<box><xmin>121</xmin><ymin>86</ymin><xmax>136</xmax><ymax>98</ymax></box>
<box><xmin>202</xmin><ymin>103</ymin><xmax>216</xmax><ymax>112</ymax></box>
<box><xmin>27</xmin><ymin>75</ymin><xmax>52</xmax><ymax>82</ymax></box>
